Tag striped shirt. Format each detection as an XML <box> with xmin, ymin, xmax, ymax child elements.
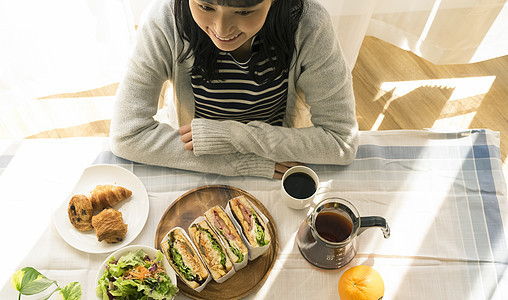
<box><xmin>191</xmin><ymin>38</ymin><xmax>288</xmax><ymax>126</ymax></box>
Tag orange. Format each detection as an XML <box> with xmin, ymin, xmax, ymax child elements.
<box><xmin>338</xmin><ymin>265</ymin><xmax>384</xmax><ymax>300</ymax></box>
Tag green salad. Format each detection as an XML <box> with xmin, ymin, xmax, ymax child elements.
<box><xmin>96</xmin><ymin>249</ymin><xmax>178</xmax><ymax>300</ymax></box>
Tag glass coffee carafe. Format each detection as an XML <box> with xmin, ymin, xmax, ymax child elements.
<box><xmin>296</xmin><ymin>197</ymin><xmax>390</xmax><ymax>269</ymax></box>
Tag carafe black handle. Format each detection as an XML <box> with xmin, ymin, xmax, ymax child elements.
<box><xmin>358</xmin><ymin>216</ymin><xmax>390</xmax><ymax>238</ymax></box>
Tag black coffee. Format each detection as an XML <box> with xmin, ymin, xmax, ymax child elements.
<box><xmin>315</xmin><ymin>211</ymin><xmax>352</xmax><ymax>243</ymax></box>
<box><xmin>283</xmin><ymin>172</ymin><xmax>316</xmax><ymax>199</ymax></box>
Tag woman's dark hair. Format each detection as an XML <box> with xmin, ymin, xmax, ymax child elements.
<box><xmin>175</xmin><ymin>0</ymin><xmax>304</xmax><ymax>83</ymax></box>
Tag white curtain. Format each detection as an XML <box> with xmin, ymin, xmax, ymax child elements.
<box><xmin>1</xmin><ymin>0</ymin><xmax>507</xmax><ymax>107</ymax></box>
<box><xmin>320</xmin><ymin>0</ymin><xmax>508</xmax><ymax>68</ymax></box>
<box><xmin>0</xmin><ymin>0</ymin><xmax>135</xmax><ymax>109</ymax></box>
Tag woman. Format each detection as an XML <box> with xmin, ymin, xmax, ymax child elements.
<box><xmin>110</xmin><ymin>0</ymin><xmax>358</xmax><ymax>179</ymax></box>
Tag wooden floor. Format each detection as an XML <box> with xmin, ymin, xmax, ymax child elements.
<box><xmin>1</xmin><ymin>36</ymin><xmax>507</xmax><ymax>180</ymax></box>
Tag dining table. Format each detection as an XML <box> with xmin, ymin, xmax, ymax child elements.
<box><xmin>0</xmin><ymin>129</ymin><xmax>507</xmax><ymax>299</ymax></box>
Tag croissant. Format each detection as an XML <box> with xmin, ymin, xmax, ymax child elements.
<box><xmin>88</xmin><ymin>184</ymin><xmax>132</xmax><ymax>211</ymax></box>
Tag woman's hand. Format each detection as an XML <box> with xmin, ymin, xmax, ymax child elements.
<box><xmin>273</xmin><ymin>162</ymin><xmax>304</xmax><ymax>179</ymax></box>
<box><xmin>179</xmin><ymin>124</ymin><xmax>194</xmax><ymax>151</ymax></box>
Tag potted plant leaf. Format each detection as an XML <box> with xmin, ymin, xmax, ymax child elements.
<box><xmin>11</xmin><ymin>267</ymin><xmax>81</xmax><ymax>300</ymax></box>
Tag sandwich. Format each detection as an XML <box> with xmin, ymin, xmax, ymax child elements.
<box><xmin>204</xmin><ymin>206</ymin><xmax>248</xmax><ymax>264</ymax></box>
<box><xmin>229</xmin><ymin>195</ymin><xmax>271</xmax><ymax>248</ymax></box>
<box><xmin>160</xmin><ymin>228</ymin><xmax>209</xmax><ymax>289</ymax></box>
<box><xmin>188</xmin><ymin>220</ymin><xmax>233</xmax><ymax>280</ymax></box>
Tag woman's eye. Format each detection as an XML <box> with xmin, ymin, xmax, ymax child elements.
<box><xmin>198</xmin><ymin>4</ymin><xmax>214</xmax><ymax>11</ymax></box>
<box><xmin>236</xmin><ymin>10</ymin><xmax>253</xmax><ymax>16</ymax></box>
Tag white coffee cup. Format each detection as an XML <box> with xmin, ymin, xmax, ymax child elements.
<box><xmin>281</xmin><ymin>166</ymin><xmax>319</xmax><ymax>210</ymax></box>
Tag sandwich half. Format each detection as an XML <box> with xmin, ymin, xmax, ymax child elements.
<box><xmin>188</xmin><ymin>220</ymin><xmax>233</xmax><ymax>280</ymax></box>
<box><xmin>204</xmin><ymin>205</ymin><xmax>248</xmax><ymax>264</ymax></box>
<box><xmin>161</xmin><ymin>227</ymin><xmax>209</xmax><ymax>289</ymax></box>
<box><xmin>229</xmin><ymin>195</ymin><xmax>271</xmax><ymax>248</ymax></box>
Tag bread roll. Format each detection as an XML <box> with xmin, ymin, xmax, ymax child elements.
<box><xmin>91</xmin><ymin>208</ymin><xmax>128</xmax><ymax>243</ymax></box>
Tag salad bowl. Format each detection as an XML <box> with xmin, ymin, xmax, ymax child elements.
<box><xmin>96</xmin><ymin>245</ymin><xmax>178</xmax><ymax>299</ymax></box>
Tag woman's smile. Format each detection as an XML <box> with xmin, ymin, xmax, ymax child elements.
<box><xmin>211</xmin><ymin>31</ymin><xmax>243</xmax><ymax>42</ymax></box>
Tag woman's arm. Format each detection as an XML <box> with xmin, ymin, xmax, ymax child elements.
<box><xmin>190</xmin><ymin>1</ymin><xmax>358</xmax><ymax>165</ymax></box>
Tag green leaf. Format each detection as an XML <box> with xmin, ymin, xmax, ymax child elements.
<box><xmin>11</xmin><ymin>267</ymin><xmax>56</xmax><ymax>295</ymax></box>
<box><xmin>10</xmin><ymin>268</ymin><xmax>25</xmax><ymax>291</ymax></box>
<box><xmin>60</xmin><ymin>282</ymin><xmax>82</xmax><ymax>300</ymax></box>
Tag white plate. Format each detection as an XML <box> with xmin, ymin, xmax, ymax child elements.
<box><xmin>52</xmin><ymin>164</ymin><xmax>149</xmax><ymax>253</ymax></box>
<box><xmin>95</xmin><ymin>245</ymin><xmax>178</xmax><ymax>299</ymax></box>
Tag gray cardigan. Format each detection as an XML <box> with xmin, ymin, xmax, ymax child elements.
<box><xmin>110</xmin><ymin>0</ymin><xmax>359</xmax><ymax>178</ymax></box>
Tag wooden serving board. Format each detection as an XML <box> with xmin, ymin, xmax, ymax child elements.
<box><xmin>154</xmin><ymin>185</ymin><xmax>279</xmax><ymax>300</ymax></box>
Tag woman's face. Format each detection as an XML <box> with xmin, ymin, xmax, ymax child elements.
<box><xmin>189</xmin><ymin>0</ymin><xmax>272</xmax><ymax>53</ymax></box>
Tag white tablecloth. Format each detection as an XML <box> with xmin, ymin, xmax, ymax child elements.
<box><xmin>1</xmin><ymin>129</ymin><xmax>507</xmax><ymax>299</ymax></box>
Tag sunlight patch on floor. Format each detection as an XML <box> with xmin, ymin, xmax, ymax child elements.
<box><xmin>371</xmin><ymin>76</ymin><xmax>495</xmax><ymax>131</ymax></box>
<box><xmin>432</xmin><ymin>111</ymin><xmax>478</xmax><ymax>129</ymax></box>
<box><xmin>378</xmin><ymin>76</ymin><xmax>495</xmax><ymax>99</ymax></box>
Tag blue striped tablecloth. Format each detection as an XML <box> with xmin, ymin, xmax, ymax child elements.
<box><xmin>0</xmin><ymin>129</ymin><xmax>506</xmax><ymax>299</ymax></box>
